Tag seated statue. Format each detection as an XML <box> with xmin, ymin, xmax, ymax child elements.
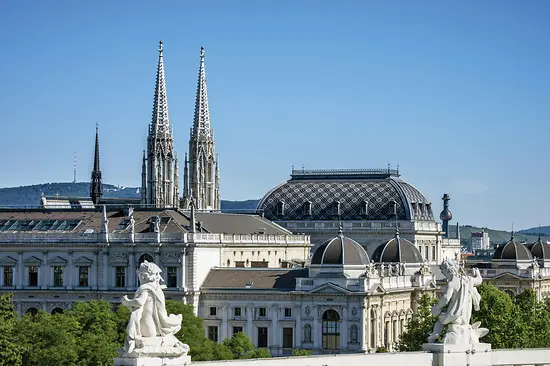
<box><xmin>120</xmin><ymin>260</ymin><xmax>189</xmax><ymax>358</ymax></box>
<box><xmin>427</xmin><ymin>258</ymin><xmax>488</xmax><ymax>345</ymax></box>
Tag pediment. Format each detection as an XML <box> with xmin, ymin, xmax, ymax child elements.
<box><xmin>48</xmin><ymin>256</ymin><xmax>68</xmax><ymax>266</ymax></box>
<box><xmin>24</xmin><ymin>256</ymin><xmax>42</xmax><ymax>266</ymax></box>
<box><xmin>110</xmin><ymin>253</ymin><xmax>128</xmax><ymax>265</ymax></box>
<box><xmin>491</xmin><ymin>272</ymin><xmax>524</xmax><ymax>281</ymax></box>
<box><xmin>73</xmin><ymin>256</ymin><xmax>93</xmax><ymax>266</ymax></box>
<box><xmin>161</xmin><ymin>253</ymin><xmax>180</xmax><ymax>265</ymax></box>
<box><xmin>0</xmin><ymin>256</ymin><xmax>17</xmax><ymax>266</ymax></box>
<box><xmin>427</xmin><ymin>280</ymin><xmax>438</xmax><ymax>290</ymax></box>
<box><xmin>369</xmin><ymin>283</ymin><xmax>387</xmax><ymax>294</ymax></box>
<box><xmin>309</xmin><ymin>283</ymin><xmax>350</xmax><ymax>294</ymax></box>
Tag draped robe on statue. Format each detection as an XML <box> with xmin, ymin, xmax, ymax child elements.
<box><xmin>439</xmin><ymin>275</ymin><xmax>481</xmax><ymax>326</ymax></box>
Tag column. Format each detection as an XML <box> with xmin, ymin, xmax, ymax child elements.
<box><xmin>246</xmin><ymin>304</ymin><xmax>253</xmax><ymax>339</ymax></box>
<box><xmin>341</xmin><ymin>306</ymin><xmax>348</xmax><ymax>350</ymax></box>
<box><xmin>271</xmin><ymin>305</ymin><xmax>279</xmax><ymax>352</ymax></box>
<box><xmin>313</xmin><ymin>306</ymin><xmax>321</xmax><ymax>350</ymax></box>
<box><xmin>127</xmin><ymin>252</ymin><xmax>135</xmax><ymax>290</ymax></box>
<box><xmin>17</xmin><ymin>252</ymin><xmax>23</xmax><ymax>289</ymax></box>
<box><xmin>102</xmin><ymin>250</ymin><xmax>109</xmax><ymax>290</ymax></box>
<box><xmin>67</xmin><ymin>251</ymin><xmax>73</xmax><ymax>290</ymax></box>
<box><xmin>295</xmin><ymin>306</ymin><xmax>302</xmax><ymax>348</ymax></box>
<box><xmin>361</xmin><ymin>306</ymin><xmax>368</xmax><ymax>351</ymax></box>
<box><xmin>41</xmin><ymin>251</ymin><xmax>48</xmax><ymax>289</ymax></box>
<box><xmin>221</xmin><ymin>303</ymin><xmax>229</xmax><ymax>341</ymax></box>
<box><xmin>93</xmin><ymin>251</ymin><xmax>99</xmax><ymax>290</ymax></box>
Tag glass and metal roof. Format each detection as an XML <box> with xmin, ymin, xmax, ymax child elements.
<box><xmin>0</xmin><ymin>219</ymin><xmax>82</xmax><ymax>231</ymax></box>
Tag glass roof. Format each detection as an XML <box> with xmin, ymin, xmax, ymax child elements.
<box><xmin>0</xmin><ymin>219</ymin><xmax>82</xmax><ymax>232</ymax></box>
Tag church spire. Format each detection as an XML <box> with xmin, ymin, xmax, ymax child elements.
<box><xmin>193</xmin><ymin>46</ymin><xmax>211</xmax><ymax>137</ymax></box>
<box><xmin>90</xmin><ymin>123</ymin><xmax>102</xmax><ymax>204</ymax></box>
<box><xmin>151</xmin><ymin>40</ymin><xmax>170</xmax><ymax>135</ymax></box>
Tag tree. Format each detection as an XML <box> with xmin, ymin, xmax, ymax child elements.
<box><xmin>292</xmin><ymin>349</ymin><xmax>313</xmax><ymax>356</ymax></box>
<box><xmin>0</xmin><ymin>293</ymin><xmax>23</xmax><ymax>366</ymax></box>
<box><xmin>222</xmin><ymin>332</ymin><xmax>271</xmax><ymax>359</ymax></box>
<box><xmin>397</xmin><ymin>293</ymin><xmax>437</xmax><ymax>351</ymax></box>
<box><xmin>69</xmin><ymin>300</ymin><xmax>121</xmax><ymax>365</ymax></box>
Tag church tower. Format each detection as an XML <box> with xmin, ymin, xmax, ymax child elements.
<box><xmin>182</xmin><ymin>47</ymin><xmax>220</xmax><ymax>211</ymax></box>
<box><xmin>90</xmin><ymin>123</ymin><xmax>103</xmax><ymax>204</ymax></box>
<box><xmin>141</xmin><ymin>41</ymin><xmax>179</xmax><ymax>208</ymax></box>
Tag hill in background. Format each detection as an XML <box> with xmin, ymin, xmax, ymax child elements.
<box><xmin>0</xmin><ymin>183</ymin><xmax>547</xmax><ymax>246</ymax></box>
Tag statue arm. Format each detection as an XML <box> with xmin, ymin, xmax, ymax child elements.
<box><xmin>432</xmin><ymin>284</ymin><xmax>455</xmax><ymax>315</ymax></box>
<box><xmin>122</xmin><ymin>289</ymin><xmax>149</xmax><ymax>308</ymax></box>
<box><xmin>471</xmin><ymin>268</ymin><xmax>483</xmax><ymax>286</ymax></box>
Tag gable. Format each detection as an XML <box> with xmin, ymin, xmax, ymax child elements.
<box><xmin>490</xmin><ymin>272</ymin><xmax>525</xmax><ymax>281</ymax></box>
<box><xmin>369</xmin><ymin>283</ymin><xmax>387</xmax><ymax>294</ymax></box>
<box><xmin>161</xmin><ymin>253</ymin><xmax>180</xmax><ymax>265</ymax></box>
<box><xmin>73</xmin><ymin>256</ymin><xmax>93</xmax><ymax>266</ymax></box>
<box><xmin>48</xmin><ymin>256</ymin><xmax>68</xmax><ymax>266</ymax></box>
<box><xmin>0</xmin><ymin>256</ymin><xmax>17</xmax><ymax>266</ymax></box>
<box><xmin>309</xmin><ymin>283</ymin><xmax>350</xmax><ymax>294</ymax></box>
<box><xmin>24</xmin><ymin>256</ymin><xmax>42</xmax><ymax>266</ymax></box>
<box><xmin>110</xmin><ymin>253</ymin><xmax>128</xmax><ymax>265</ymax></box>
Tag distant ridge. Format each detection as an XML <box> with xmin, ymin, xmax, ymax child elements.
<box><xmin>0</xmin><ymin>182</ymin><xmax>259</xmax><ymax>213</ymax></box>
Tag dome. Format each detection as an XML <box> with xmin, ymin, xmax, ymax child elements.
<box><xmin>530</xmin><ymin>237</ymin><xmax>550</xmax><ymax>260</ymax></box>
<box><xmin>372</xmin><ymin>232</ymin><xmax>423</xmax><ymax>263</ymax></box>
<box><xmin>257</xmin><ymin>169</ymin><xmax>434</xmax><ymax>221</ymax></box>
<box><xmin>311</xmin><ymin>230</ymin><xmax>370</xmax><ymax>266</ymax></box>
<box><xmin>492</xmin><ymin>236</ymin><xmax>533</xmax><ymax>261</ymax></box>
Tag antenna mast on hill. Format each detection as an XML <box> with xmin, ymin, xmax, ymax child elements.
<box><xmin>73</xmin><ymin>152</ymin><xmax>77</xmax><ymax>183</ymax></box>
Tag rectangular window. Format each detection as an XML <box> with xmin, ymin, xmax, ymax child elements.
<box><xmin>424</xmin><ymin>246</ymin><xmax>429</xmax><ymax>261</ymax></box>
<box><xmin>167</xmin><ymin>267</ymin><xmax>178</xmax><ymax>288</ymax></box>
<box><xmin>250</xmin><ymin>261</ymin><xmax>268</xmax><ymax>268</ymax></box>
<box><xmin>235</xmin><ymin>261</ymin><xmax>245</xmax><ymax>268</ymax></box>
<box><xmin>283</xmin><ymin>327</ymin><xmax>293</xmax><ymax>349</ymax></box>
<box><xmin>233</xmin><ymin>326</ymin><xmax>243</xmax><ymax>335</ymax></box>
<box><xmin>3</xmin><ymin>266</ymin><xmax>13</xmax><ymax>287</ymax></box>
<box><xmin>78</xmin><ymin>266</ymin><xmax>89</xmax><ymax>287</ymax></box>
<box><xmin>432</xmin><ymin>246</ymin><xmax>436</xmax><ymax>261</ymax></box>
<box><xmin>234</xmin><ymin>307</ymin><xmax>242</xmax><ymax>317</ymax></box>
<box><xmin>257</xmin><ymin>327</ymin><xmax>268</xmax><ymax>348</ymax></box>
<box><xmin>208</xmin><ymin>326</ymin><xmax>218</xmax><ymax>342</ymax></box>
<box><xmin>115</xmin><ymin>266</ymin><xmax>126</xmax><ymax>288</ymax></box>
<box><xmin>284</xmin><ymin>307</ymin><xmax>292</xmax><ymax>318</ymax></box>
<box><xmin>209</xmin><ymin>307</ymin><xmax>217</xmax><ymax>316</ymax></box>
<box><xmin>259</xmin><ymin>307</ymin><xmax>266</xmax><ymax>317</ymax></box>
<box><xmin>28</xmin><ymin>266</ymin><xmax>38</xmax><ymax>286</ymax></box>
<box><xmin>53</xmin><ymin>266</ymin><xmax>64</xmax><ymax>287</ymax></box>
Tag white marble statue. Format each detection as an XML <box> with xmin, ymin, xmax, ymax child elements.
<box><xmin>428</xmin><ymin>258</ymin><xmax>488</xmax><ymax>345</ymax></box>
<box><xmin>119</xmin><ymin>260</ymin><xmax>189</xmax><ymax>358</ymax></box>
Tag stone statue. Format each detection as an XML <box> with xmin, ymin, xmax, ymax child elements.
<box><xmin>391</xmin><ymin>263</ymin><xmax>399</xmax><ymax>276</ymax></box>
<box><xmin>101</xmin><ymin>205</ymin><xmax>109</xmax><ymax>233</ymax></box>
<box><xmin>119</xmin><ymin>260</ymin><xmax>189</xmax><ymax>359</ymax></box>
<box><xmin>129</xmin><ymin>215</ymin><xmax>135</xmax><ymax>234</ymax></box>
<box><xmin>365</xmin><ymin>260</ymin><xmax>379</xmax><ymax>278</ymax></box>
<box><xmin>153</xmin><ymin>219</ymin><xmax>160</xmax><ymax>233</ymax></box>
<box><xmin>531</xmin><ymin>257</ymin><xmax>540</xmax><ymax>269</ymax></box>
<box><xmin>399</xmin><ymin>262</ymin><xmax>406</xmax><ymax>275</ymax></box>
<box><xmin>418</xmin><ymin>261</ymin><xmax>432</xmax><ymax>275</ymax></box>
<box><xmin>427</xmin><ymin>258</ymin><xmax>488</xmax><ymax>345</ymax></box>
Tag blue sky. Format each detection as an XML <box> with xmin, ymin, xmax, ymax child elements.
<box><xmin>0</xmin><ymin>1</ymin><xmax>549</xmax><ymax>230</ymax></box>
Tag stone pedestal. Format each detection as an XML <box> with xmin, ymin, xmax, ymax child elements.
<box><xmin>114</xmin><ymin>355</ymin><xmax>191</xmax><ymax>366</ymax></box>
<box><xmin>423</xmin><ymin>343</ymin><xmax>492</xmax><ymax>366</ymax></box>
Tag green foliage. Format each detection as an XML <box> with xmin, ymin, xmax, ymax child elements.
<box><xmin>375</xmin><ymin>346</ymin><xmax>389</xmax><ymax>353</ymax></box>
<box><xmin>292</xmin><ymin>348</ymin><xmax>313</xmax><ymax>356</ymax></box>
<box><xmin>397</xmin><ymin>293</ymin><xmax>438</xmax><ymax>351</ymax></box>
<box><xmin>0</xmin><ymin>293</ymin><xmax>23</xmax><ymax>366</ymax></box>
<box><xmin>222</xmin><ymin>332</ymin><xmax>271</xmax><ymax>359</ymax></box>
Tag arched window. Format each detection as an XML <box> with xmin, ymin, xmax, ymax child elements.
<box><xmin>322</xmin><ymin>309</ymin><xmax>340</xmax><ymax>350</ymax></box>
<box><xmin>276</xmin><ymin>201</ymin><xmax>285</xmax><ymax>217</ymax></box>
<box><xmin>505</xmin><ymin>289</ymin><xmax>515</xmax><ymax>297</ymax></box>
<box><xmin>349</xmin><ymin>324</ymin><xmax>358</xmax><ymax>344</ymax></box>
<box><xmin>139</xmin><ymin>254</ymin><xmax>154</xmax><ymax>265</ymax></box>
<box><xmin>303</xmin><ymin>201</ymin><xmax>312</xmax><ymax>217</ymax></box>
<box><xmin>303</xmin><ymin>324</ymin><xmax>312</xmax><ymax>343</ymax></box>
<box><xmin>26</xmin><ymin>307</ymin><xmax>38</xmax><ymax>316</ymax></box>
<box><xmin>226</xmin><ymin>259</ymin><xmax>230</xmax><ymax>267</ymax></box>
<box><xmin>51</xmin><ymin>307</ymin><xmax>64</xmax><ymax>315</ymax></box>
<box><xmin>387</xmin><ymin>200</ymin><xmax>397</xmax><ymax>217</ymax></box>
<box><xmin>360</xmin><ymin>200</ymin><xmax>368</xmax><ymax>217</ymax></box>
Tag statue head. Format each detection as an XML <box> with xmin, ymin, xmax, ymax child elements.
<box><xmin>440</xmin><ymin>258</ymin><xmax>460</xmax><ymax>278</ymax></box>
<box><xmin>137</xmin><ymin>260</ymin><xmax>163</xmax><ymax>285</ymax></box>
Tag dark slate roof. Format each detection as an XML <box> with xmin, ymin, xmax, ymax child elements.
<box><xmin>200</xmin><ymin>268</ymin><xmax>308</xmax><ymax>290</ymax></box>
<box><xmin>311</xmin><ymin>234</ymin><xmax>369</xmax><ymax>266</ymax></box>
<box><xmin>493</xmin><ymin>238</ymin><xmax>533</xmax><ymax>261</ymax></box>
<box><xmin>195</xmin><ymin>212</ymin><xmax>292</xmax><ymax>235</ymax></box>
<box><xmin>530</xmin><ymin>238</ymin><xmax>550</xmax><ymax>260</ymax></box>
<box><xmin>372</xmin><ymin>234</ymin><xmax>423</xmax><ymax>263</ymax></box>
<box><xmin>257</xmin><ymin>170</ymin><xmax>433</xmax><ymax>221</ymax></box>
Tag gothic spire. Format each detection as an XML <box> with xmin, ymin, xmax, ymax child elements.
<box><xmin>151</xmin><ymin>40</ymin><xmax>170</xmax><ymax>135</ymax></box>
<box><xmin>90</xmin><ymin>123</ymin><xmax>102</xmax><ymax>204</ymax></box>
<box><xmin>193</xmin><ymin>46</ymin><xmax>211</xmax><ymax>137</ymax></box>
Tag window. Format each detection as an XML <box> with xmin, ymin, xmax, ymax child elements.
<box><xmin>233</xmin><ymin>326</ymin><xmax>243</xmax><ymax>335</ymax></box>
<box><xmin>259</xmin><ymin>307</ymin><xmax>266</xmax><ymax>317</ymax></box>
<box><xmin>350</xmin><ymin>325</ymin><xmax>359</xmax><ymax>344</ymax></box>
<box><xmin>384</xmin><ymin>321</ymin><xmax>389</xmax><ymax>345</ymax></box>
<box><xmin>234</xmin><ymin>307</ymin><xmax>242</xmax><ymax>317</ymax></box>
<box><xmin>283</xmin><ymin>327</ymin><xmax>293</xmax><ymax>349</ymax></box>
<box><xmin>387</xmin><ymin>200</ymin><xmax>397</xmax><ymax>217</ymax></box>
<box><xmin>78</xmin><ymin>266</ymin><xmax>89</xmax><ymax>287</ymax></box>
<box><xmin>332</xmin><ymin>201</ymin><xmax>341</xmax><ymax>217</ymax></box>
<box><xmin>432</xmin><ymin>246</ymin><xmax>436</xmax><ymax>261</ymax></box>
<box><xmin>53</xmin><ymin>266</ymin><xmax>64</xmax><ymax>287</ymax></box>
<box><xmin>28</xmin><ymin>266</ymin><xmax>38</xmax><ymax>286</ymax></box>
<box><xmin>284</xmin><ymin>307</ymin><xmax>292</xmax><ymax>318</ymax></box>
<box><xmin>257</xmin><ymin>327</ymin><xmax>268</xmax><ymax>348</ymax></box>
<box><xmin>303</xmin><ymin>201</ymin><xmax>312</xmax><ymax>216</ymax></box>
<box><xmin>360</xmin><ymin>200</ymin><xmax>368</xmax><ymax>216</ymax></box>
<box><xmin>322</xmin><ymin>309</ymin><xmax>340</xmax><ymax>350</ymax></box>
<box><xmin>235</xmin><ymin>261</ymin><xmax>245</xmax><ymax>268</ymax></box>
<box><xmin>276</xmin><ymin>201</ymin><xmax>285</xmax><ymax>217</ymax></box>
<box><xmin>167</xmin><ymin>267</ymin><xmax>178</xmax><ymax>288</ymax></box>
<box><xmin>424</xmin><ymin>246</ymin><xmax>429</xmax><ymax>261</ymax></box>
<box><xmin>209</xmin><ymin>307</ymin><xmax>217</xmax><ymax>316</ymax></box>
<box><xmin>303</xmin><ymin>324</ymin><xmax>312</xmax><ymax>342</ymax></box>
<box><xmin>115</xmin><ymin>266</ymin><xmax>126</xmax><ymax>287</ymax></box>
<box><xmin>3</xmin><ymin>266</ymin><xmax>13</xmax><ymax>286</ymax></box>
<box><xmin>208</xmin><ymin>326</ymin><xmax>218</xmax><ymax>342</ymax></box>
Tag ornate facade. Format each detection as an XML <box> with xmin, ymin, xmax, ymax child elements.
<box><xmin>182</xmin><ymin>47</ymin><xmax>220</xmax><ymax>211</ymax></box>
<box><xmin>141</xmin><ymin>41</ymin><xmax>179</xmax><ymax>208</ymax></box>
